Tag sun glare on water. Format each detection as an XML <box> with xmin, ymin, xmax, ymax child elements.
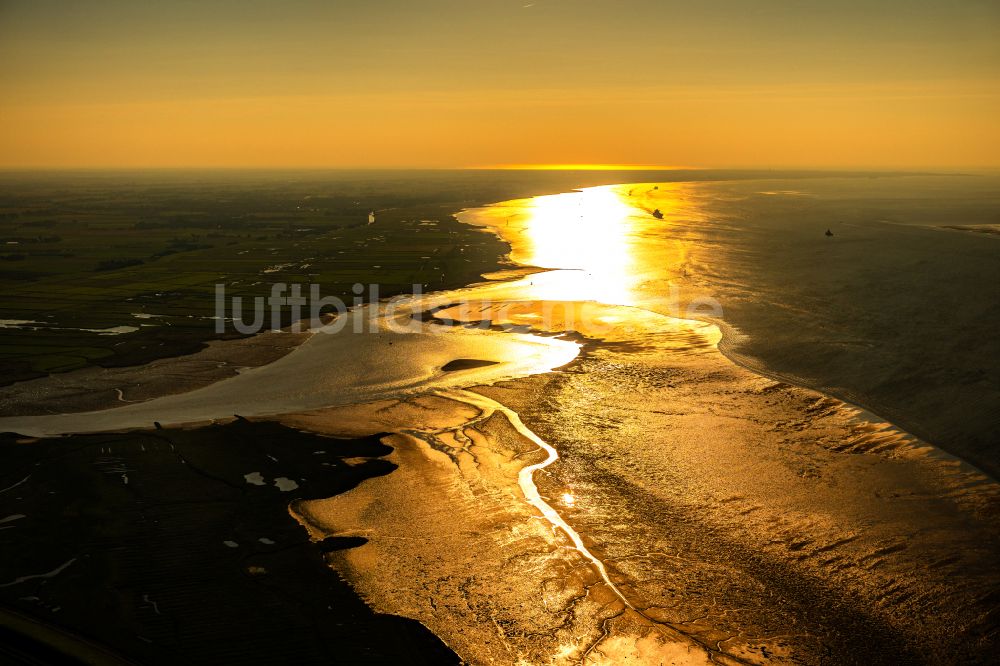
<box><xmin>458</xmin><ymin>183</ymin><xmax>699</xmax><ymax>314</ymax></box>
<box><xmin>517</xmin><ymin>186</ymin><xmax>637</xmax><ymax>304</ymax></box>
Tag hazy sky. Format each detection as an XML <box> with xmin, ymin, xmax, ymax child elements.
<box><xmin>1</xmin><ymin>0</ymin><xmax>998</xmax><ymax>168</ymax></box>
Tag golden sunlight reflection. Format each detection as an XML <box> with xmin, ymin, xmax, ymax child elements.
<box><xmin>454</xmin><ymin>182</ymin><xmax>710</xmax><ymax>334</ymax></box>
<box><xmin>516</xmin><ymin>187</ymin><xmax>635</xmax><ymax>303</ymax></box>
<box><xmin>561</xmin><ymin>492</ymin><xmax>576</xmax><ymax>507</ymax></box>
<box><xmin>460</xmin><ymin>184</ymin><xmax>698</xmax><ymax>308</ymax></box>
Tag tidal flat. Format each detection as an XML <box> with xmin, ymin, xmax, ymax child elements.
<box><xmin>1</xmin><ymin>170</ymin><xmax>999</xmax><ymax>664</ymax></box>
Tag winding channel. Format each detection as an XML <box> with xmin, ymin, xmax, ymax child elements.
<box><xmin>410</xmin><ymin>388</ymin><xmax>753</xmax><ymax>664</ymax></box>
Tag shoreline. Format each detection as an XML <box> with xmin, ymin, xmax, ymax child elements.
<box><xmin>708</xmin><ymin>314</ymin><xmax>999</xmax><ymax>484</ymax></box>
<box><xmin>284</xmin><ymin>186</ymin><xmax>998</xmax><ymax>663</ymax></box>
<box><xmin>2</xmin><ymin>178</ymin><xmax>999</xmax><ymax>663</ymax></box>
<box><xmin>457</xmin><ymin>182</ymin><xmax>1000</xmax><ymax>482</ymax></box>
<box><xmin>4</xmin><ymin>176</ymin><xmax>996</xmax><ymax>495</ymax></box>
<box><xmin>5</xmin><ymin>173</ymin><xmax>982</xmax><ymax>478</ymax></box>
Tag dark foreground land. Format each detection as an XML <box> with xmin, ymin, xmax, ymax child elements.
<box><xmin>0</xmin><ymin>420</ymin><xmax>458</xmax><ymax>664</ymax></box>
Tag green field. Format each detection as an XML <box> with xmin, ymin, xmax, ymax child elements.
<box><xmin>0</xmin><ymin>170</ymin><xmax>535</xmax><ymax>384</ymax></box>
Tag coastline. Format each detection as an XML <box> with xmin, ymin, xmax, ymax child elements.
<box><xmin>283</xmin><ymin>187</ymin><xmax>999</xmax><ymax>663</ymax></box>
<box><xmin>705</xmin><ymin>313</ymin><xmax>999</xmax><ymax>484</ymax></box>
<box><xmin>2</xmin><ymin>178</ymin><xmax>999</xmax><ymax>664</ymax></box>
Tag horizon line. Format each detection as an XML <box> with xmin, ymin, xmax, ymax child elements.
<box><xmin>0</xmin><ymin>165</ymin><xmax>996</xmax><ymax>173</ymax></box>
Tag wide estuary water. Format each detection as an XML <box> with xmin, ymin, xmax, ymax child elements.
<box><xmin>3</xmin><ymin>179</ymin><xmax>998</xmax><ymax>663</ymax></box>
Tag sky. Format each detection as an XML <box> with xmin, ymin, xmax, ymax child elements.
<box><xmin>1</xmin><ymin>0</ymin><xmax>998</xmax><ymax>169</ymax></box>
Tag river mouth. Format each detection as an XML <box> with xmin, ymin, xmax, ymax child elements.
<box><xmin>282</xmin><ymin>186</ymin><xmax>1000</xmax><ymax>664</ymax></box>
<box><xmin>282</xmin><ymin>284</ymin><xmax>998</xmax><ymax>664</ymax></box>
<box><xmin>4</xmin><ymin>184</ymin><xmax>999</xmax><ymax>664</ymax></box>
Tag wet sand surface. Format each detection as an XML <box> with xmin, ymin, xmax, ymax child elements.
<box><xmin>655</xmin><ymin>177</ymin><xmax>1000</xmax><ymax>478</ymax></box>
<box><xmin>282</xmin><ymin>184</ymin><xmax>999</xmax><ymax>663</ymax></box>
<box><xmin>3</xmin><ymin>177</ymin><xmax>999</xmax><ymax>664</ymax></box>
<box><xmin>0</xmin><ymin>328</ymin><xmax>311</xmax><ymax>417</ymax></box>
<box><xmin>0</xmin><ymin>304</ymin><xmax>578</xmax><ymax>437</ymax></box>
<box><xmin>287</xmin><ymin>297</ymin><xmax>1000</xmax><ymax>664</ymax></box>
